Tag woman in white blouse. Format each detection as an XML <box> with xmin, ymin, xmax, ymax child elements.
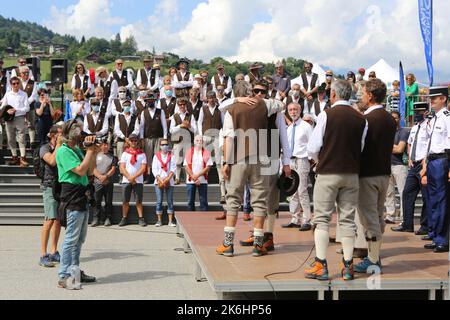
<box><xmin>71</xmin><ymin>61</ymin><xmax>94</xmax><ymax>98</ymax></box>
<box><xmin>70</xmin><ymin>89</ymin><xmax>90</xmax><ymax>123</ymax></box>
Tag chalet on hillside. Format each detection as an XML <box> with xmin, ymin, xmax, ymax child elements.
<box><xmin>86</xmin><ymin>53</ymin><xmax>100</xmax><ymax>63</ymax></box>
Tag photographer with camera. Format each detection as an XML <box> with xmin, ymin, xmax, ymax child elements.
<box><xmin>56</xmin><ymin>119</ymin><xmax>97</xmax><ymax>289</ymax></box>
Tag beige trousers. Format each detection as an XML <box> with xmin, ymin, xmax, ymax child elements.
<box><xmin>6</xmin><ymin>115</ymin><xmax>27</xmax><ymax>157</ymax></box>
<box><xmin>289</xmin><ymin>158</ymin><xmax>311</xmax><ymax>224</ymax></box>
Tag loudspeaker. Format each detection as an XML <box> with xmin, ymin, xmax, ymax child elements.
<box><xmin>26</xmin><ymin>57</ymin><xmax>41</xmax><ymax>82</ymax></box>
<box><xmin>51</xmin><ymin>59</ymin><xmax>68</xmax><ymax>84</ymax></box>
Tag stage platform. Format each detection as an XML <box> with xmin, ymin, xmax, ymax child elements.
<box><xmin>176</xmin><ymin>212</ymin><xmax>449</xmax><ymax>300</ymax></box>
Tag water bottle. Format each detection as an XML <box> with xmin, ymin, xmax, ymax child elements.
<box><xmin>67</xmin><ymin>265</ymin><xmax>82</xmax><ymax>290</ymax></box>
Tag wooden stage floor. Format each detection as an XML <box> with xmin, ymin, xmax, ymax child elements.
<box><xmin>176</xmin><ymin>212</ymin><xmax>449</xmax><ymax>300</ymax></box>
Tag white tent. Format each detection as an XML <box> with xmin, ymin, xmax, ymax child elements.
<box><xmin>312</xmin><ymin>63</ymin><xmax>327</xmax><ymax>85</ymax></box>
<box><xmin>364</xmin><ymin>59</ymin><xmax>399</xmax><ymax>88</ymax></box>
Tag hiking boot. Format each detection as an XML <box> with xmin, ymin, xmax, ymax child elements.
<box><xmin>216</xmin><ymin>243</ymin><xmax>234</xmax><ymax>257</ymax></box>
<box><xmin>19</xmin><ymin>157</ymin><xmax>29</xmax><ymax>167</ymax></box>
<box><xmin>91</xmin><ymin>218</ymin><xmax>100</xmax><ymax>227</ymax></box>
<box><xmin>118</xmin><ymin>217</ymin><xmax>127</xmax><ymax>227</ymax></box>
<box><xmin>7</xmin><ymin>156</ymin><xmax>19</xmax><ymax>166</ymax></box>
<box><xmin>340</xmin><ymin>258</ymin><xmax>354</xmax><ymax>281</ymax></box>
<box><xmin>263</xmin><ymin>233</ymin><xmax>275</xmax><ymax>252</ymax></box>
<box><xmin>80</xmin><ymin>271</ymin><xmax>96</xmax><ymax>283</ymax></box>
<box><xmin>49</xmin><ymin>251</ymin><xmax>60</xmax><ymax>264</ymax></box>
<box><xmin>239</xmin><ymin>232</ymin><xmax>254</xmax><ymax>247</ymax></box>
<box><xmin>104</xmin><ymin>218</ymin><xmax>112</xmax><ymax>227</ymax></box>
<box><xmin>304</xmin><ymin>257</ymin><xmax>329</xmax><ymax>281</ymax></box>
<box><xmin>39</xmin><ymin>254</ymin><xmax>55</xmax><ymax>268</ymax></box>
<box><xmin>252</xmin><ymin>244</ymin><xmax>268</xmax><ymax>257</ymax></box>
<box><xmin>354</xmin><ymin>257</ymin><xmax>382</xmax><ymax>274</ymax></box>
<box><xmin>243</xmin><ymin>213</ymin><xmax>252</xmax><ymax>221</ymax></box>
<box><xmin>138</xmin><ymin>218</ymin><xmax>147</xmax><ymax>227</ymax></box>
<box><xmin>215</xmin><ymin>212</ymin><xmax>226</xmax><ymax>220</ymax></box>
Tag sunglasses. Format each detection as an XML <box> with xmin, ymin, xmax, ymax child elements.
<box><xmin>253</xmin><ymin>89</ymin><xmax>267</xmax><ymax>94</ymax></box>
<box><xmin>130</xmin><ymin>139</ymin><xmax>138</xmax><ymax>143</ymax></box>
<box><xmin>117</xmin><ymin>63</ymin><xmax>123</xmax><ymax>65</ymax></box>
<box><xmin>12</xmin><ymin>82</ymin><xmax>20</xmax><ymax>85</ymax></box>
<box><xmin>160</xmin><ymin>144</ymin><xmax>169</xmax><ymax>147</ymax></box>
<box><xmin>178</xmin><ymin>103</ymin><xmax>187</xmax><ymax>106</ymax></box>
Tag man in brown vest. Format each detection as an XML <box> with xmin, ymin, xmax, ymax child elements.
<box><xmin>109</xmin><ymin>59</ymin><xmax>133</xmax><ymax>96</ymax></box>
<box><xmin>19</xmin><ymin>66</ymin><xmax>38</xmax><ymax>147</ymax></box>
<box><xmin>212</xmin><ymin>64</ymin><xmax>232</xmax><ymax>98</ymax></box>
<box><xmin>264</xmin><ymin>76</ymin><xmax>279</xmax><ymax>100</ymax></box>
<box><xmin>11</xmin><ymin>57</ymin><xmax>35</xmax><ymax>81</ymax></box>
<box><xmin>139</xmin><ymin>95</ymin><xmax>167</xmax><ymax>183</ymax></box>
<box><xmin>187</xmin><ymin>88</ymin><xmax>203</xmax><ymax>122</ymax></box>
<box><xmin>172</xmin><ymin>59</ymin><xmax>194</xmax><ymax>98</ymax></box>
<box><xmin>304</xmin><ymin>84</ymin><xmax>331</xmax><ymax>122</ymax></box>
<box><xmin>111</xmin><ymin>86</ymin><xmax>135</xmax><ymax>117</ymax></box>
<box><xmin>83</xmin><ymin>99</ymin><xmax>108</xmax><ymax>137</ymax></box>
<box><xmin>353</xmin><ymin>79</ymin><xmax>396</xmax><ymax>274</ymax></box>
<box><xmin>292</xmin><ymin>61</ymin><xmax>319</xmax><ymax>104</ymax></box>
<box><xmin>304</xmin><ymin>79</ymin><xmax>368</xmax><ymax>281</ymax></box>
<box><xmin>284</xmin><ymin>83</ymin><xmax>304</xmax><ymax>125</ymax></box>
<box><xmin>136</xmin><ymin>56</ymin><xmax>160</xmax><ymax>94</ymax></box>
<box><xmin>114</xmin><ymin>100</ymin><xmax>140</xmax><ymax>159</ymax></box>
<box><xmin>216</xmin><ymin>79</ymin><xmax>271</xmax><ymax>258</ymax></box>
<box><xmin>169</xmin><ymin>97</ymin><xmax>197</xmax><ymax>184</ymax></box>
<box><xmin>245</xmin><ymin>63</ymin><xmax>263</xmax><ymax>86</ymax></box>
<box><xmin>158</xmin><ymin>86</ymin><xmax>178</xmax><ymax>128</ymax></box>
<box><xmin>197</xmin><ymin>91</ymin><xmax>226</xmax><ymax>202</ymax></box>
<box><xmin>96</xmin><ymin>67</ymin><xmax>116</xmax><ymax>101</ymax></box>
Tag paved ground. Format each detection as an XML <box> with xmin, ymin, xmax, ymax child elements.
<box><xmin>0</xmin><ymin>225</ymin><xmax>217</xmax><ymax>300</ymax></box>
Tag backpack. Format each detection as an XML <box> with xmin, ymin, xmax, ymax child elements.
<box><xmin>33</xmin><ymin>147</ymin><xmax>45</xmax><ymax>181</ymax></box>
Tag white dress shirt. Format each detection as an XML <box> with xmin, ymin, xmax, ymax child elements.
<box><xmin>71</xmin><ymin>74</ymin><xmax>94</xmax><ymax>95</ymax></box>
<box><xmin>287</xmin><ymin>118</ymin><xmax>313</xmax><ymax>159</ymax></box>
<box><xmin>11</xmin><ymin>68</ymin><xmax>34</xmax><ymax>81</ymax></box>
<box><xmin>139</xmin><ymin>107</ymin><xmax>168</xmax><ymax>139</ymax></box>
<box><xmin>108</xmin><ymin>69</ymin><xmax>133</xmax><ymax>91</ymax></box>
<box><xmin>291</xmin><ymin>73</ymin><xmax>319</xmax><ymax>92</ymax></box>
<box><xmin>70</xmin><ymin>100</ymin><xmax>91</xmax><ymax>119</ymax></box>
<box><xmin>408</xmin><ymin>121</ymin><xmax>429</xmax><ymax>162</ymax></box>
<box><xmin>110</xmin><ymin>99</ymin><xmax>136</xmax><ymax>117</ymax></box>
<box><xmin>0</xmin><ymin>90</ymin><xmax>30</xmax><ymax>117</ymax></box>
<box><xmin>152</xmin><ymin>152</ymin><xmax>177</xmax><ymax>186</ymax></box>
<box><xmin>183</xmin><ymin>149</ymin><xmax>214</xmax><ymax>184</ymax></box>
<box><xmin>172</xmin><ymin>72</ymin><xmax>194</xmax><ymax>89</ymax></box>
<box><xmin>83</xmin><ymin>112</ymin><xmax>109</xmax><ymax>136</ymax></box>
<box><xmin>114</xmin><ymin>113</ymin><xmax>140</xmax><ymax>140</ymax></box>
<box><xmin>427</xmin><ymin>108</ymin><xmax>450</xmax><ymax>154</ymax></box>
<box><xmin>97</xmin><ymin>77</ymin><xmax>118</xmax><ymax>100</ymax></box>
<box><xmin>307</xmin><ymin>100</ymin><xmax>368</xmax><ymax>162</ymax></box>
<box><xmin>136</xmin><ymin>68</ymin><xmax>160</xmax><ymax>91</ymax></box>
<box><xmin>211</xmin><ymin>74</ymin><xmax>233</xmax><ymax>96</ymax></box>
<box><xmin>275</xmin><ymin>112</ymin><xmax>292</xmax><ymax>165</ymax></box>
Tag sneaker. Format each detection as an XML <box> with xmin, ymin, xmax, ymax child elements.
<box><xmin>263</xmin><ymin>233</ymin><xmax>275</xmax><ymax>252</ymax></box>
<box><xmin>243</xmin><ymin>213</ymin><xmax>252</xmax><ymax>221</ymax></box>
<box><xmin>384</xmin><ymin>215</ymin><xmax>396</xmax><ymax>224</ymax></box>
<box><xmin>155</xmin><ymin>221</ymin><xmax>162</xmax><ymax>227</ymax></box>
<box><xmin>57</xmin><ymin>276</ymin><xmax>80</xmax><ymax>290</ymax></box>
<box><xmin>353</xmin><ymin>257</ymin><xmax>382</xmax><ymax>274</ymax></box>
<box><xmin>118</xmin><ymin>217</ymin><xmax>127</xmax><ymax>227</ymax></box>
<box><xmin>239</xmin><ymin>232</ymin><xmax>254</xmax><ymax>247</ymax></box>
<box><xmin>19</xmin><ymin>157</ymin><xmax>29</xmax><ymax>167</ymax></box>
<box><xmin>49</xmin><ymin>251</ymin><xmax>60</xmax><ymax>264</ymax></box>
<box><xmin>39</xmin><ymin>254</ymin><xmax>55</xmax><ymax>268</ymax></box>
<box><xmin>168</xmin><ymin>221</ymin><xmax>177</xmax><ymax>227</ymax></box>
<box><xmin>91</xmin><ymin>218</ymin><xmax>100</xmax><ymax>227</ymax></box>
<box><xmin>216</xmin><ymin>243</ymin><xmax>234</xmax><ymax>257</ymax></box>
<box><xmin>7</xmin><ymin>156</ymin><xmax>19</xmax><ymax>166</ymax></box>
<box><xmin>252</xmin><ymin>244</ymin><xmax>268</xmax><ymax>257</ymax></box>
<box><xmin>80</xmin><ymin>270</ymin><xmax>96</xmax><ymax>283</ymax></box>
<box><xmin>104</xmin><ymin>218</ymin><xmax>112</xmax><ymax>227</ymax></box>
<box><xmin>304</xmin><ymin>257</ymin><xmax>329</xmax><ymax>281</ymax></box>
<box><xmin>340</xmin><ymin>258</ymin><xmax>354</xmax><ymax>281</ymax></box>
<box><xmin>138</xmin><ymin>218</ymin><xmax>147</xmax><ymax>227</ymax></box>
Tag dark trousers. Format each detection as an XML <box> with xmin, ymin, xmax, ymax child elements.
<box><xmin>93</xmin><ymin>183</ymin><xmax>114</xmax><ymax>220</ymax></box>
<box><xmin>426</xmin><ymin>158</ymin><xmax>449</xmax><ymax>246</ymax></box>
<box><xmin>187</xmin><ymin>184</ymin><xmax>208</xmax><ymax>211</ymax></box>
<box><xmin>402</xmin><ymin>162</ymin><xmax>429</xmax><ymax>231</ymax></box>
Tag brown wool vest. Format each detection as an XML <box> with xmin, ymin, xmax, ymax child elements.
<box><xmin>86</xmin><ymin>113</ymin><xmax>105</xmax><ymax>134</ymax></box>
<box><xmin>99</xmin><ymin>80</ymin><xmax>111</xmax><ymax>99</ymax></box>
<box><xmin>175</xmin><ymin>72</ymin><xmax>192</xmax><ymax>97</ymax></box>
<box><xmin>360</xmin><ymin>108</ymin><xmax>397</xmax><ymax>177</ymax></box>
<box><xmin>113</xmin><ymin>99</ymin><xmax>123</xmax><ymax>113</ymax></box>
<box><xmin>160</xmin><ymin>98</ymin><xmax>177</xmax><ymax>119</ymax></box>
<box><xmin>22</xmin><ymin>79</ymin><xmax>35</xmax><ymax>97</ymax></box>
<box><xmin>113</xmin><ymin>70</ymin><xmax>129</xmax><ymax>87</ymax></box>
<box><xmin>316</xmin><ymin>105</ymin><xmax>366</xmax><ymax>175</ymax></box>
<box><xmin>0</xmin><ymin>76</ymin><xmax>7</xmax><ymax>100</ymax></box>
<box><xmin>143</xmin><ymin>108</ymin><xmax>164</xmax><ymax>139</ymax></box>
<box><xmin>139</xmin><ymin>69</ymin><xmax>157</xmax><ymax>87</ymax></box>
<box><xmin>213</xmin><ymin>74</ymin><xmax>229</xmax><ymax>88</ymax></box>
<box><xmin>135</xmin><ymin>100</ymin><xmax>145</xmax><ymax>118</ymax></box>
<box><xmin>201</xmin><ymin>105</ymin><xmax>222</xmax><ymax>136</ymax></box>
<box><xmin>188</xmin><ymin>100</ymin><xmax>203</xmax><ymax>121</ymax></box>
<box><xmin>118</xmin><ymin>114</ymin><xmax>137</xmax><ymax>138</ymax></box>
<box><xmin>301</xmin><ymin>73</ymin><xmax>319</xmax><ymax>99</ymax></box>
<box><xmin>75</xmin><ymin>74</ymin><xmax>89</xmax><ymax>92</ymax></box>
<box><xmin>227</xmin><ymin>100</ymin><xmax>268</xmax><ymax>164</ymax></box>
<box><xmin>173</xmin><ymin>113</ymin><xmax>193</xmax><ymax>143</ymax></box>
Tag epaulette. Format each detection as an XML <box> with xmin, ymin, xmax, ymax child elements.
<box><xmin>443</xmin><ymin>110</ymin><xmax>449</xmax><ymax>116</ymax></box>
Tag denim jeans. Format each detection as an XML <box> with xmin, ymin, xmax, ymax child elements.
<box><xmin>186</xmin><ymin>184</ymin><xmax>208</xmax><ymax>211</ymax></box>
<box><xmin>58</xmin><ymin>209</ymin><xmax>89</xmax><ymax>279</ymax></box>
<box><xmin>155</xmin><ymin>186</ymin><xmax>174</xmax><ymax>214</ymax></box>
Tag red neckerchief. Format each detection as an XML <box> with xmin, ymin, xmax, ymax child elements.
<box><xmin>125</xmin><ymin>147</ymin><xmax>144</xmax><ymax>165</ymax></box>
<box><xmin>186</xmin><ymin>147</ymin><xmax>210</xmax><ymax>182</ymax></box>
<box><xmin>156</xmin><ymin>151</ymin><xmax>172</xmax><ymax>172</ymax></box>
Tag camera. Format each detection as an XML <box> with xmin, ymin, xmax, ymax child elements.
<box><xmin>81</xmin><ymin>132</ymin><xmax>104</xmax><ymax>148</ymax></box>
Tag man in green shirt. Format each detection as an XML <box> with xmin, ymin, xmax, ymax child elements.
<box><xmin>56</xmin><ymin>119</ymin><xmax>97</xmax><ymax>290</ymax></box>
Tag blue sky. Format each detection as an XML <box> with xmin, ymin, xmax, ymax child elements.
<box><xmin>1</xmin><ymin>0</ymin><xmax>449</xmax><ymax>82</ymax></box>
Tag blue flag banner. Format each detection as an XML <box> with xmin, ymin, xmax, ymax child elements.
<box><xmin>64</xmin><ymin>100</ymin><xmax>72</xmax><ymax>122</ymax></box>
<box><xmin>418</xmin><ymin>0</ymin><xmax>434</xmax><ymax>86</ymax></box>
<box><xmin>399</xmin><ymin>62</ymin><xmax>406</xmax><ymax>127</ymax></box>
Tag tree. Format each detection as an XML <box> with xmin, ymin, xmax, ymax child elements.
<box><xmin>110</xmin><ymin>33</ymin><xmax>122</xmax><ymax>56</ymax></box>
<box><xmin>80</xmin><ymin>36</ymin><xmax>86</xmax><ymax>45</ymax></box>
<box><xmin>121</xmin><ymin>36</ymin><xmax>138</xmax><ymax>56</ymax></box>
<box><xmin>5</xmin><ymin>29</ymin><xmax>21</xmax><ymax>49</ymax></box>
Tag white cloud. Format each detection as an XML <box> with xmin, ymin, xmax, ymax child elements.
<box><xmin>44</xmin><ymin>0</ymin><xmax>125</xmax><ymax>39</ymax></box>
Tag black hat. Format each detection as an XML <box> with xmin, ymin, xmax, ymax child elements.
<box><xmin>176</xmin><ymin>58</ymin><xmax>190</xmax><ymax>68</ymax></box>
<box><xmin>1</xmin><ymin>105</ymin><xmax>15</xmax><ymax>122</ymax></box>
<box><xmin>128</xmin><ymin>133</ymin><xmax>139</xmax><ymax>140</ymax></box>
<box><xmin>413</xmin><ymin>102</ymin><xmax>429</xmax><ymax>112</ymax></box>
<box><xmin>427</xmin><ymin>86</ymin><xmax>449</xmax><ymax>98</ymax></box>
<box><xmin>277</xmin><ymin>170</ymin><xmax>300</xmax><ymax>197</ymax></box>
